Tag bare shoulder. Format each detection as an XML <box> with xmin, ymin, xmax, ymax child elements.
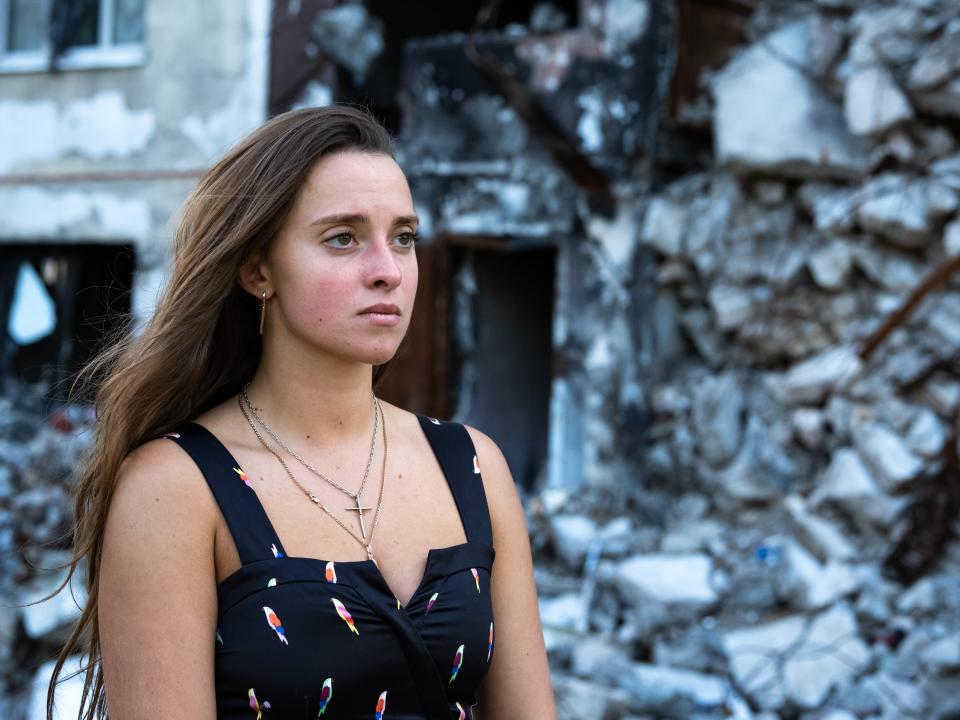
<box><xmin>113</xmin><ymin>435</ymin><xmax>219</xmax><ymax>524</ymax></box>
<box><xmin>99</xmin><ymin>436</ymin><xmax>219</xmax><ymax>716</ymax></box>
<box><xmin>104</xmin><ymin>435</ymin><xmax>220</xmax><ymax>587</ymax></box>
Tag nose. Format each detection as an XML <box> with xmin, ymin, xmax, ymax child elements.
<box><xmin>365</xmin><ymin>237</ymin><xmax>403</xmax><ymax>289</ymax></box>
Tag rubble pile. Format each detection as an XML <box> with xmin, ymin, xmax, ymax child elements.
<box><xmin>0</xmin><ymin>380</ymin><xmax>91</xmax><ymax>719</ymax></box>
<box><xmin>537</xmin><ymin>1</ymin><xmax>960</xmax><ymax>718</ymax></box>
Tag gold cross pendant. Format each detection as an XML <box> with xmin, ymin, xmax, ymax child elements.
<box><xmin>345</xmin><ymin>494</ymin><xmax>373</xmax><ymax>538</ymax></box>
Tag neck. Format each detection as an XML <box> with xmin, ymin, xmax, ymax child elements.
<box><xmin>244</xmin><ymin>346</ymin><xmax>378</xmax><ymax>449</ymax></box>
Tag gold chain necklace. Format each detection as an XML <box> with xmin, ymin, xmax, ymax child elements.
<box><xmin>241</xmin><ymin>382</ymin><xmax>379</xmax><ymax>539</ymax></box>
<box><xmin>236</xmin><ymin>391</ymin><xmax>387</xmax><ymax>566</ymax></box>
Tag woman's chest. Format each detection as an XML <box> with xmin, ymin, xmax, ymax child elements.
<box><xmin>213</xmin><ymin>439</ymin><xmax>469</xmax><ymax>602</ymax></box>
<box><xmin>213</xmin><ymin>548</ymin><xmax>495</xmax><ymax>720</ymax></box>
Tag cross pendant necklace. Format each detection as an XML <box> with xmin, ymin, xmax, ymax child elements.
<box><xmin>345</xmin><ymin>493</ymin><xmax>373</xmax><ymax>539</ymax></box>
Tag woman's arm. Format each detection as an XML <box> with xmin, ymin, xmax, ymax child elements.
<box><xmin>465</xmin><ymin>425</ymin><xmax>557</xmax><ymax>720</ymax></box>
<box><xmin>98</xmin><ymin>438</ymin><xmax>219</xmax><ymax>719</ymax></box>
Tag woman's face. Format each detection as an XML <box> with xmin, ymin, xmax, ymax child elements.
<box><xmin>260</xmin><ymin>150</ymin><xmax>419</xmax><ymax>367</ymax></box>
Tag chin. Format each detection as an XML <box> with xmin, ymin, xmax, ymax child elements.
<box><xmin>354</xmin><ymin>345</ymin><xmax>403</xmax><ymax>367</ymax></box>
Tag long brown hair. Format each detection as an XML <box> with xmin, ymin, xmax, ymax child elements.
<box><xmin>45</xmin><ymin>105</ymin><xmax>398</xmax><ymax>719</ymax></box>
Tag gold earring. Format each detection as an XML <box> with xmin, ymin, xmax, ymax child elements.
<box><xmin>259</xmin><ymin>290</ymin><xmax>267</xmax><ymax>336</ymax></box>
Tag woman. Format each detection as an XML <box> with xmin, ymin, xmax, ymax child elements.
<box><xmin>47</xmin><ymin>105</ymin><xmax>555</xmax><ymax>719</ymax></box>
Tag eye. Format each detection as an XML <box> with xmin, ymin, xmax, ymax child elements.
<box><xmin>323</xmin><ymin>232</ymin><xmax>356</xmax><ymax>249</ymax></box>
<box><xmin>395</xmin><ymin>231</ymin><xmax>420</xmax><ymax>248</ymax></box>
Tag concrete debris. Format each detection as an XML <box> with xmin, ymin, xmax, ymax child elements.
<box><xmin>539</xmin><ymin>591</ymin><xmax>587</xmax><ymax>633</ymax></box>
<box><xmin>711</xmin><ymin>414</ymin><xmax>797</xmax><ymax>503</ymax></box>
<box><xmin>691</xmin><ymin>372</ymin><xmax>744</xmax><ymax>468</ymax></box>
<box><xmin>851</xmin><ymin>421</ymin><xmax>924</xmax><ymax>492</ymax></box>
<box><xmin>919</xmin><ymin>631</ymin><xmax>960</xmax><ymax>672</ymax></box>
<box><xmin>707</xmin><ymin>284</ymin><xmax>754</xmax><ymax>331</ymax></box>
<box><xmin>549</xmin><ymin>513</ymin><xmax>599</xmax><ymax>570</ymax></box>
<box><xmin>311</xmin><ymin>4</ymin><xmax>384</xmax><ymax>85</ymax></box>
<box><xmin>723</xmin><ymin>614</ymin><xmax>808</xmax><ymax>709</ymax></box>
<box><xmin>723</xmin><ymin>604</ymin><xmax>871</xmax><ymax>711</ymax></box>
<box><xmin>616</xmin><ymin>554</ymin><xmax>719</xmax><ymax>606</ymax></box>
<box><xmin>856</xmin><ymin>174</ymin><xmax>958</xmax><ymax>247</ymax></box>
<box><xmin>770</xmin><ymin>346</ymin><xmax>863</xmax><ymax>404</ymax></box>
<box><xmin>810</xmin><ymin>448</ymin><xmax>906</xmax><ymax>529</ymax></box>
<box><xmin>778</xmin><ymin>537</ymin><xmax>861</xmax><ymax>609</ymax></box>
<box><xmin>907</xmin><ymin>18</ymin><xmax>960</xmax><ymax>91</ymax></box>
<box><xmin>904</xmin><ymin>407</ymin><xmax>948</xmax><ymax>458</ymax></box>
<box><xmin>621</xmin><ymin>662</ymin><xmax>737</xmax><ymax>716</ymax></box>
<box><xmin>944</xmin><ymin>218</ymin><xmax>960</xmax><ymax>256</ymax></box>
<box><xmin>640</xmin><ymin>197</ymin><xmax>687</xmax><ymax>257</ymax></box>
<box><xmin>783</xmin><ymin>604</ymin><xmax>871</xmax><ymax>708</ymax></box>
<box><xmin>807</xmin><ymin>240</ymin><xmax>853</xmax><ymax>290</ymax></box>
<box><xmin>926</xmin><ymin>295</ymin><xmax>960</xmax><ymax>355</ymax></box>
<box><xmin>844</xmin><ymin>65</ymin><xmax>913</xmax><ymax>136</ymax></box>
<box><xmin>856</xmin><ymin>673</ymin><xmax>927</xmax><ymax>717</ymax></box>
<box><xmin>712</xmin><ymin>19</ymin><xmax>868</xmax><ymax>179</ymax></box>
<box><xmin>848</xmin><ymin>6</ymin><xmax>925</xmax><ymax>67</ymax></box>
<box><xmin>784</xmin><ymin>495</ymin><xmax>858</xmax><ymax>563</ymax></box>
<box><xmin>896</xmin><ymin>577</ymin><xmax>938</xmax><ymax>614</ymax></box>
<box><xmin>932</xmin><ymin>152</ymin><xmax>960</xmax><ymax>191</ymax></box>
<box><xmin>549</xmin><ymin>672</ymin><xmax>632</xmax><ymax>720</ymax></box>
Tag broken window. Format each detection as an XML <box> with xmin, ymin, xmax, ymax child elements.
<box><xmin>49</xmin><ymin>0</ymin><xmax>145</xmax><ymax>53</ymax></box>
<box><xmin>0</xmin><ymin>0</ymin><xmax>145</xmax><ymax>70</ymax></box>
<box><xmin>0</xmin><ymin>244</ymin><xmax>134</xmax><ymax>402</ymax></box>
<box><xmin>5</xmin><ymin>0</ymin><xmax>48</xmax><ymax>51</ymax></box>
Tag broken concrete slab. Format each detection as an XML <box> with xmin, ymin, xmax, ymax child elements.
<box><xmin>782</xmin><ymin>603</ymin><xmax>871</xmax><ymax>708</ymax></box>
<box><xmin>712</xmin><ymin>20</ymin><xmax>869</xmax><ymax>179</ymax></box>
<box><xmin>844</xmin><ymin>65</ymin><xmax>913</xmax><ymax>136</ymax></box>
<box><xmin>810</xmin><ymin>447</ymin><xmax>906</xmax><ymax>529</ymax></box>
<box><xmin>769</xmin><ymin>345</ymin><xmax>863</xmax><ymax>404</ymax></box>
<box><xmin>616</xmin><ymin>553</ymin><xmax>719</xmax><ymax>606</ymax></box>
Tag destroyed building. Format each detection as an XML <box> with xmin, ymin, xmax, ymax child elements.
<box><xmin>3</xmin><ymin>0</ymin><xmax>960</xmax><ymax>717</ymax></box>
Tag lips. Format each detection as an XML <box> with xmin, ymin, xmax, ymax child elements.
<box><xmin>358</xmin><ymin>303</ymin><xmax>401</xmax><ymax>316</ymax></box>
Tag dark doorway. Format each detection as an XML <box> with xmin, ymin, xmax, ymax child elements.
<box><xmin>450</xmin><ymin>241</ymin><xmax>554</xmax><ymax>492</ymax></box>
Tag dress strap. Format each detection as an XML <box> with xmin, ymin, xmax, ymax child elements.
<box><xmin>164</xmin><ymin>422</ymin><xmax>287</xmax><ymax>565</ymax></box>
<box><xmin>415</xmin><ymin>415</ymin><xmax>494</xmax><ymax>549</ymax></box>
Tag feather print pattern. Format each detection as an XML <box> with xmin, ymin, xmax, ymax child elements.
<box><xmin>426</xmin><ymin>591</ymin><xmax>439</xmax><ymax>613</ymax></box>
<box><xmin>325</xmin><ymin>561</ymin><xmax>337</xmax><ymax>583</ymax></box>
<box><xmin>317</xmin><ymin>677</ymin><xmax>333</xmax><ymax>715</ymax></box>
<box><xmin>471</xmin><ymin>568</ymin><xmax>480</xmax><ymax>592</ymax></box>
<box><xmin>487</xmin><ymin>621</ymin><xmax>493</xmax><ymax>662</ymax></box>
<box><xmin>374</xmin><ymin>690</ymin><xmax>388</xmax><ymax>719</ymax></box>
<box><xmin>449</xmin><ymin>644</ymin><xmax>464</xmax><ymax>683</ymax></box>
<box><xmin>455</xmin><ymin>701</ymin><xmax>467</xmax><ymax>720</ymax></box>
<box><xmin>234</xmin><ymin>466</ymin><xmax>252</xmax><ymax>487</ymax></box>
<box><xmin>262</xmin><ymin>606</ymin><xmax>289</xmax><ymax>645</ymax></box>
<box><xmin>248</xmin><ymin>688</ymin><xmax>270</xmax><ymax>719</ymax></box>
<box><xmin>332</xmin><ymin>598</ymin><xmax>359</xmax><ymax>635</ymax></box>
<box><xmin>270</xmin><ymin>543</ymin><xmax>284</xmax><ymax>558</ymax></box>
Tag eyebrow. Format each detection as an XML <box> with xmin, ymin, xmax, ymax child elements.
<box><xmin>309</xmin><ymin>213</ymin><xmax>419</xmax><ymax>228</ymax></box>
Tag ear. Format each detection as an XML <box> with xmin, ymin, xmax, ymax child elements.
<box><xmin>237</xmin><ymin>252</ymin><xmax>273</xmax><ymax>300</ymax></box>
